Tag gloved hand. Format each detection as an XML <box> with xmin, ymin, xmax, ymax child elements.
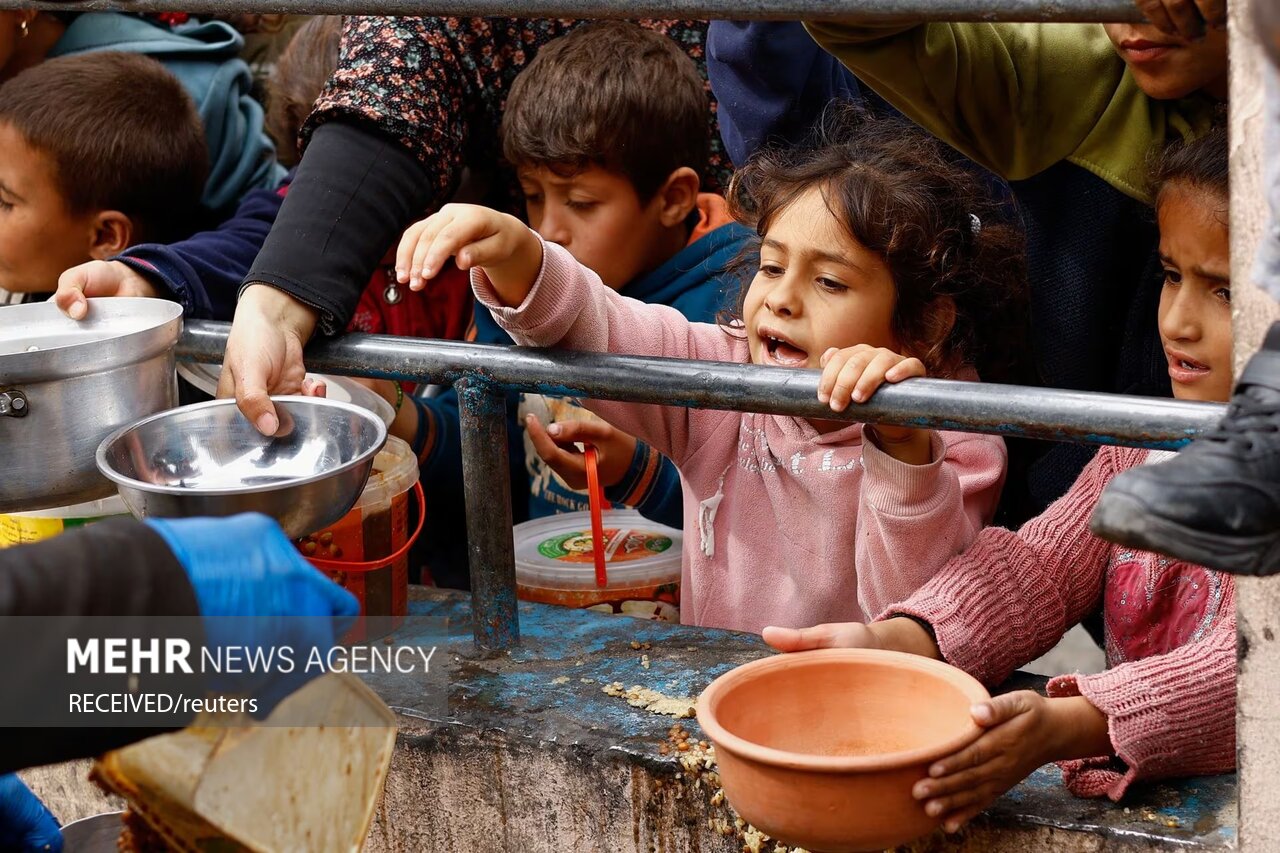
<box><xmin>0</xmin><ymin>775</ymin><xmax>62</xmax><ymax>852</ymax></box>
<box><xmin>145</xmin><ymin>513</ymin><xmax>359</xmax><ymax>715</ymax></box>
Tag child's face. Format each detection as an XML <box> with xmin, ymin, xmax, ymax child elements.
<box><xmin>0</xmin><ymin>123</ymin><xmax>97</xmax><ymax>293</ymax></box>
<box><xmin>1156</xmin><ymin>183</ymin><xmax>1232</xmax><ymax>404</ymax></box>
<box><xmin>1103</xmin><ymin>22</ymin><xmax>1228</xmax><ymax>100</ymax></box>
<box><xmin>743</xmin><ymin>186</ymin><xmax>899</xmax><ymax>370</ymax></box>
<box><xmin>518</xmin><ymin>164</ymin><xmax>677</xmax><ymax>290</ymax></box>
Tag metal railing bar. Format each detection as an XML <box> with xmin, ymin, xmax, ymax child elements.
<box><xmin>180</xmin><ymin>322</ymin><xmax>1224</xmax><ymax>451</ymax></box>
<box><xmin>12</xmin><ymin>0</ymin><xmax>1146</xmax><ymax>22</ymax></box>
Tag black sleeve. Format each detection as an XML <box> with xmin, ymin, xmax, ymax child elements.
<box><xmin>0</xmin><ymin>519</ymin><xmax>202</xmax><ymax>773</ymax></box>
<box><xmin>244</xmin><ymin>121</ymin><xmax>432</xmax><ymax>335</ymax></box>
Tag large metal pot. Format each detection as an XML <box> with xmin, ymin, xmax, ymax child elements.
<box><xmin>0</xmin><ymin>298</ymin><xmax>183</xmax><ymax>512</ymax></box>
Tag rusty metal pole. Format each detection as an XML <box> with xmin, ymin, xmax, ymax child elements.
<box><xmin>456</xmin><ymin>379</ymin><xmax>520</xmax><ymax>651</ymax></box>
<box><xmin>1229</xmin><ymin>0</ymin><xmax>1280</xmax><ymax>847</ymax></box>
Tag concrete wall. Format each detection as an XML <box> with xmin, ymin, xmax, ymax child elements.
<box><xmin>1229</xmin><ymin>1</ymin><xmax>1280</xmax><ymax>851</ymax></box>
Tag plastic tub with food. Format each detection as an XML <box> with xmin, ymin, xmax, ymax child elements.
<box><xmin>298</xmin><ymin>435</ymin><xmax>423</xmax><ymax>643</ymax></box>
<box><xmin>513</xmin><ymin>509</ymin><xmax>681</xmax><ymax>622</ymax></box>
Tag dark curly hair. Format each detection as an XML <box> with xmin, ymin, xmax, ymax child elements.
<box><xmin>501</xmin><ymin>21</ymin><xmax>709</xmax><ymax>203</ymax></box>
<box><xmin>1152</xmin><ymin>124</ymin><xmax>1228</xmax><ymax>216</ymax></box>
<box><xmin>722</xmin><ymin>108</ymin><xmax>1030</xmax><ymax>383</ymax></box>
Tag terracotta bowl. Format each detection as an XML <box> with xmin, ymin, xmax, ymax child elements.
<box><xmin>695</xmin><ymin>648</ymin><xmax>990</xmax><ymax>853</ymax></box>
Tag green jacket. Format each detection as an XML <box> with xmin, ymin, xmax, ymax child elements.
<box><xmin>805</xmin><ymin>21</ymin><xmax>1218</xmax><ymax>203</ymax></box>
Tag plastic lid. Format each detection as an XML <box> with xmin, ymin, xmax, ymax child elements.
<box><xmin>351</xmin><ymin>435</ymin><xmax>420</xmax><ymax>512</ymax></box>
<box><xmin>177</xmin><ymin>362</ymin><xmax>397</xmax><ymax>427</ymax></box>
<box><xmin>3</xmin><ymin>494</ymin><xmax>128</xmax><ymax>520</ymax></box>
<box><xmin>513</xmin><ymin>510</ymin><xmax>682</xmax><ymax>591</ymax></box>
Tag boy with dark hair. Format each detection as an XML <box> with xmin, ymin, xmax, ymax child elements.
<box><xmin>499</xmin><ymin>20</ymin><xmax>712</xmax><ymax>290</ymax></box>
<box><xmin>0</xmin><ymin>51</ymin><xmax>207</xmax><ymax>296</ymax></box>
<box><xmin>394</xmin><ymin>21</ymin><xmax>751</xmax><ymax>587</ymax></box>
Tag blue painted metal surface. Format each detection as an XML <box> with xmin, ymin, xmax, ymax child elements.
<box><xmin>368</xmin><ymin>588</ymin><xmax>1237</xmax><ymax>849</ymax></box>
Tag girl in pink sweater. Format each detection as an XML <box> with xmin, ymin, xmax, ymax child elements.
<box><xmin>765</xmin><ymin>127</ymin><xmax>1233</xmax><ymax>825</ymax></box>
<box><xmin>396</xmin><ymin>117</ymin><xmax>1024</xmax><ymax>633</ymax></box>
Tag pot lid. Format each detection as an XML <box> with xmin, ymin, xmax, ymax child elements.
<box><xmin>0</xmin><ymin>298</ymin><xmax>183</xmax><ymax>384</ymax></box>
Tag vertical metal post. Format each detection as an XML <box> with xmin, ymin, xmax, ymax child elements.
<box><xmin>456</xmin><ymin>378</ymin><xmax>520</xmax><ymax>650</ymax></box>
<box><xmin>1230</xmin><ymin>0</ymin><xmax>1280</xmax><ymax>846</ymax></box>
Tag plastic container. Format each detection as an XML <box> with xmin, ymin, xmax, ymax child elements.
<box><xmin>0</xmin><ymin>494</ymin><xmax>129</xmax><ymax>549</ymax></box>
<box><xmin>295</xmin><ymin>436</ymin><xmax>421</xmax><ymax>642</ymax></box>
<box><xmin>513</xmin><ymin>510</ymin><xmax>682</xmax><ymax>622</ymax></box>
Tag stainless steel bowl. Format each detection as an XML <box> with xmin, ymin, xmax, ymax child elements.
<box><xmin>0</xmin><ymin>298</ymin><xmax>182</xmax><ymax>513</ymax></box>
<box><xmin>96</xmin><ymin>396</ymin><xmax>387</xmax><ymax>538</ymax></box>
<box><xmin>60</xmin><ymin>811</ymin><xmax>125</xmax><ymax>851</ymax></box>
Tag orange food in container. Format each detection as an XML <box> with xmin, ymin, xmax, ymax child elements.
<box><xmin>296</xmin><ymin>436</ymin><xmax>423</xmax><ymax>643</ymax></box>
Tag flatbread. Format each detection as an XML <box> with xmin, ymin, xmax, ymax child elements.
<box><xmin>93</xmin><ymin>675</ymin><xmax>396</xmax><ymax>852</ymax></box>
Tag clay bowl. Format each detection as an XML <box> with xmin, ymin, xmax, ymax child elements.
<box><xmin>695</xmin><ymin>648</ymin><xmax>990</xmax><ymax>853</ymax></box>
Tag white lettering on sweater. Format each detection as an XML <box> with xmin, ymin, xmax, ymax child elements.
<box><xmin>735</xmin><ymin>416</ymin><xmax>859</xmax><ymax>478</ymax></box>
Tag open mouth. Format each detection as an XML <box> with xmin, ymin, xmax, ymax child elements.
<box><xmin>1166</xmin><ymin>349</ymin><xmax>1211</xmax><ymax>382</ymax></box>
<box><xmin>759</xmin><ymin>328</ymin><xmax>809</xmax><ymax>367</ymax></box>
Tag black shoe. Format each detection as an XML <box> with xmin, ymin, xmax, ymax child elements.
<box><xmin>1090</xmin><ymin>324</ymin><xmax>1280</xmax><ymax>576</ymax></box>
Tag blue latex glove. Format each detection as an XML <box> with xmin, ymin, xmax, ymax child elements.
<box><xmin>145</xmin><ymin>513</ymin><xmax>359</xmax><ymax>715</ymax></box>
<box><xmin>0</xmin><ymin>775</ymin><xmax>62</xmax><ymax>852</ymax></box>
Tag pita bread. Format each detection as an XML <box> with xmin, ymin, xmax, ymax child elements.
<box><xmin>93</xmin><ymin>674</ymin><xmax>396</xmax><ymax>852</ymax></box>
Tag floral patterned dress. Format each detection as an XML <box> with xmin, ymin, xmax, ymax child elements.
<box><xmin>304</xmin><ymin>17</ymin><xmax>731</xmax><ymax>217</ymax></box>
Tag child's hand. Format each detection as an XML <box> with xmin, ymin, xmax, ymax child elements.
<box><xmin>763</xmin><ymin>622</ymin><xmax>885</xmax><ymax>652</ymax></box>
<box><xmin>55</xmin><ymin>260</ymin><xmax>159</xmax><ymax>320</ymax></box>
<box><xmin>1135</xmin><ymin>0</ymin><xmax>1225</xmax><ymax>40</ymax></box>
<box><xmin>912</xmin><ymin>692</ymin><xmax>1109</xmax><ymax>833</ymax></box>
<box><xmin>525</xmin><ymin>414</ymin><xmax>638</xmax><ymax>489</ymax></box>
<box><xmin>396</xmin><ymin>204</ymin><xmax>542</xmax><ymax>306</ymax></box>
<box><xmin>817</xmin><ymin>345</ymin><xmax>931</xmax><ymax>463</ymax></box>
<box><xmin>763</xmin><ymin>617</ymin><xmax>940</xmax><ymax>659</ymax></box>
<box><xmin>817</xmin><ymin>345</ymin><xmax>924</xmax><ymax>411</ymax></box>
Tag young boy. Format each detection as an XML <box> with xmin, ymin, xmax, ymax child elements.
<box><xmin>0</xmin><ymin>51</ymin><xmax>207</xmax><ymax>302</ymax></box>
<box><xmin>394</xmin><ymin>22</ymin><xmax>751</xmax><ymax>587</ymax></box>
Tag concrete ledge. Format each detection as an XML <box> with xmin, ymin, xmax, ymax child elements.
<box><xmin>25</xmin><ymin>587</ymin><xmax>1237</xmax><ymax>851</ymax></box>
<box><xmin>361</xmin><ymin>588</ymin><xmax>1236</xmax><ymax>852</ymax></box>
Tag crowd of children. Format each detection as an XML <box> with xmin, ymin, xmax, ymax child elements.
<box><xmin>2</xmin><ymin>0</ymin><xmax>1260</xmax><ymax>827</ymax></box>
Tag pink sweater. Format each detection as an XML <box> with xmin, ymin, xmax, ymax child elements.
<box><xmin>474</xmin><ymin>240</ymin><xmax>1006</xmax><ymax>633</ymax></box>
<box><xmin>886</xmin><ymin>445</ymin><xmax>1237</xmax><ymax>799</ymax></box>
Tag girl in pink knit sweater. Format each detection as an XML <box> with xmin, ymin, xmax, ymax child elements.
<box><xmin>766</xmin><ymin>127</ymin><xmax>1233</xmax><ymax>826</ymax></box>
<box><xmin>395</xmin><ymin>117</ymin><xmax>1025</xmax><ymax>633</ymax></box>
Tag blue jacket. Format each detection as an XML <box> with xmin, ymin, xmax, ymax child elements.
<box><xmin>707</xmin><ymin>20</ymin><xmax>873</xmax><ymax>166</ymax></box>
<box><xmin>49</xmin><ymin>12</ymin><xmax>286</xmax><ymax>216</ymax></box>
<box><xmin>115</xmin><ymin>181</ymin><xmax>287</xmax><ymax>321</ymax></box>
<box><xmin>413</xmin><ymin>221</ymin><xmax>751</xmax><ymax>587</ymax></box>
